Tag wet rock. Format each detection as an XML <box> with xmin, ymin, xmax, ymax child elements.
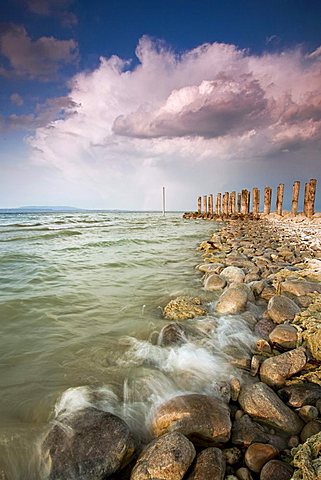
<box><xmin>256</xmin><ymin>339</ymin><xmax>272</xmax><ymax>354</ymax></box>
<box><xmin>251</xmin><ymin>355</ymin><xmax>264</xmax><ymax>377</ymax></box>
<box><xmin>259</xmin><ymin>347</ymin><xmax>307</xmax><ymax>388</ymax></box>
<box><xmin>187</xmin><ymin>447</ymin><xmax>226</xmax><ymax>480</ymax></box>
<box><xmin>260</xmin><ymin>460</ymin><xmax>293</xmax><ymax>480</ymax></box>
<box><xmin>244</xmin><ymin>443</ymin><xmax>278</xmax><ymax>473</ymax></box>
<box><xmin>267</xmin><ymin>295</ymin><xmax>300</xmax><ymax>324</ymax></box>
<box><xmin>269</xmin><ymin>324</ymin><xmax>298</xmax><ymax>349</ymax></box>
<box><xmin>254</xmin><ymin>318</ymin><xmax>275</xmax><ymax>340</ymax></box>
<box><xmin>278</xmin><ymin>383</ymin><xmax>321</xmax><ymax>408</ymax></box>
<box><xmin>163</xmin><ymin>296</ymin><xmax>207</xmax><ymax>320</ymax></box>
<box><xmin>223</xmin><ymin>447</ymin><xmax>242</xmax><ymax>465</ymax></box>
<box><xmin>235</xmin><ymin>467</ymin><xmax>253</xmax><ymax>480</ymax></box>
<box><xmin>220</xmin><ymin>266</ymin><xmax>245</xmax><ymax>284</ymax></box>
<box><xmin>204</xmin><ymin>273</ymin><xmax>227</xmax><ymax>291</ymax></box>
<box><xmin>131</xmin><ymin>432</ymin><xmax>195</xmax><ymax>480</ymax></box>
<box><xmin>216</xmin><ymin>286</ymin><xmax>248</xmax><ymax>314</ymax></box>
<box><xmin>300</xmin><ymin>420</ymin><xmax>321</xmax><ymax>443</ymax></box>
<box><xmin>42</xmin><ymin>407</ymin><xmax>136</xmax><ymax>480</ymax></box>
<box><xmin>198</xmin><ymin>263</ymin><xmax>224</xmax><ymax>274</ymax></box>
<box><xmin>238</xmin><ymin>382</ymin><xmax>303</xmax><ymax>435</ymax></box>
<box><xmin>231</xmin><ymin>414</ymin><xmax>287</xmax><ymax>450</ymax></box>
<box><xmin>292</xmin><ymin>431</ymin><xmax>321</xmax><ymax>480</ymax></box>
<box><xmin>230</xmin><ymin>377</ymin><xmax>241</xmax><ymax>402</ymax></box>
<box><xmin>281</xmin><ymin>279</ymin><xmax>321</xmax><ymax>296</ymax></box>
<box><xmin>299</xmin><ymin>405</ymin><xmax>319</xmax><ymax>423</ymax></box>
<box><xmin>152</xmin><ymin>394</ymin><xmax>231</xmax><ymax>446</ymax></box>
<box><xmin>159</xmin><ymin>323</ymin><xmax>188</xmax><ymax>346</ymax></box>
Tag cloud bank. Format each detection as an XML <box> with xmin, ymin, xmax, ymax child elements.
<box><xmin>26</xmin><ymin>37</ymin><xmax>321</xmax><ymax>209</ymax></box>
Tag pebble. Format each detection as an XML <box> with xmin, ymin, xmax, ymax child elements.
<box><xmin>244</xmin><ymin>443</ymin><xmax>278</xmax><ymax>473</ymax></box>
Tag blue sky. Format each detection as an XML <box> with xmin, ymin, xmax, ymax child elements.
<box><xmin>0</xmin><ymin>0</ymin><xmax>321</xmax><ymax>210</ymax></box>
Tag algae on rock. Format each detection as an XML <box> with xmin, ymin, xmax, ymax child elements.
<box><xmin>292</xmin><ymin>431</ymin><xmax>321</xmax><ymax>480</ymax></box>
<box><xmin>293</xmin><ymin>293</ymin><xmax>321</xmax><ymax>361</ymax></box>
<box><xmin>163</xmin><ymin>296</ymin><xmax>207</xmax><ymax>320</ymax></box>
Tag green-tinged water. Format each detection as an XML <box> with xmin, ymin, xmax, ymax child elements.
<box><xmin>0</xmin><ymin>212</ymin><xmax>257</xmax><ymax>478</ymax></box>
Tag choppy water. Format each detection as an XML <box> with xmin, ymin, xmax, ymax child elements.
<box><xmin>0</xmin><ymin>212</ymin><xmax>256</xmax><ymax>478</ymax></box>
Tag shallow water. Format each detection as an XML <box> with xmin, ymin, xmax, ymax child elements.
<box><xmin>0</xmin><ymin>212</ymin><xmax>256</xmax><ymax>478</ymax></box>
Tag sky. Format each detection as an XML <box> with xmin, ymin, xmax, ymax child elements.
<box><xmin>0</xmin><ymin>0</ymin><xmax>321</xmax><ymax>211</ymax></box>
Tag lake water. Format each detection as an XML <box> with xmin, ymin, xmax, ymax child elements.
<box><xmin>0</xmin><ymin>212</ymin><xmax>256</xmax><ymax>478</ymax></box>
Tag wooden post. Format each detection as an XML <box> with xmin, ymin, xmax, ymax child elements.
<box><xmin>247</xmin><ymin>190</ymin><xmax>251</xmax><ymax>213</ymax></box>
<box><xmin>304</xmin><ymin>182</ymin><xmax>309</xmax><ymax>216</ymax></box>
<box><xmin>203</xmin><ymin>195</ymin><xmax>207</xmax><ymax>215</ymax></box>
<box><xmin>306</xmin><ymin>178</ymin><xmax>317</xmax><ymax>218</ymax></box>
<box><xmin>276</xmin><ymin>183</ymin><xmax>284</xmax><ymax>216</ymax></box>
<box><xmin>216</xmin><ymin>193</ymin><xmax>222</xmax><ymax>215</ymax></box>
<box><xmin>252</xmin><ymin>187</ymin><xmax>260</xmax><ymax>218</ymax></box>
<box><xmin>197</xmin><ymin>196</ymin><xmax>202</xmax><ymax>214</ymax></box>
<box><xmin>263</xmin><ymin>186</ymin><xmax>272</xmax><ymax>215</ymax></box>
<box><xmin>229</xmin><ymin>191</ymin><xmax>236</xmax><ymax>215</ymax></box>
<box><xmin>241</xmin><ymin>189</ymin><xmax>248</xmax><ymax>214</ymax></box>
<box><xmin>222</xmin><ymin>192</ymin><xmax>229</xmax><ymax>216</ymax></box>
<box><xmin>291</xmin><ymin>181</ymin><xmax>300</xmax><ymax>216</ymax></box>
<box><xmin>208</xmin><ymin>194</ymin><xmax>213</xmax><ymax>215</ymax></box>
<box><xmin>237</xmin><ymin>193</ymin><xmax>241</xmax><ymax>213</ymax></box>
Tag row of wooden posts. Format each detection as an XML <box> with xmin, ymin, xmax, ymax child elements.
<box><xmin>197</xmin><ymin>179</ymin><xmax>317</xmax><ymax>219</ymax></box>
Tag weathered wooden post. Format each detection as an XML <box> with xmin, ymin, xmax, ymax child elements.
<box><xmin>276</xmin><ymin>183</ymin><xmax>284</xmax><ymax>216</ymax></box>
<box><xmin>247</xmin><ymin>191</ymin><xmax>251</xmax><ymax>214</ymax></box>
<box><xmin>203</xmin><ymin>195</ymin><xmax>207</xmax><ymax>215</ymax></box>
<box><xmin>208</xmin><ymin>194</ymin><xmax>213</xmax><ymax>215</ymax></box>
<box><xmin>229</xmin><ymin>191</ymin><xmax>236</xmax><ymax>215</ymax></box>
<box><xmin>304</xmin><ymin>182</ymin><xmax>309</xmax><ymax>216</ymax></box>
<box><xmin>306</xmin><ymin>178</ymin><xmax>317</xmax><ymax>218</ymax></box>
<box><xmin>291</xmin><ymin>181</ymin><xmax>300</xmax><ymax>216</ymax></box>
<box><xmin>252</xmin><ymin>187</ymin><xmax>260</xmax><ymax>218</ymax></box>
<box><xmin>216</xmin><ymin>193</ymin><xmax>222</xmax><ymax>215</ymax></box>
<box><xmin>263</xmin><ymin>186</ymin><xmax>272</xmax><ymax>215</ymax></box>
<box><xmin>197</xmin><ymin>196</ymin><xmax>202</xmax><ymax>215</ymax></box>
<box><xmin>241</xmin><ymin>189</ymin><xmax>248</xmax><ymax>214</ymax></box>
<box><xmin>237</xmin><ymin>193</ymin><xmax>241</xmax><ymax>213</ymax></box>
<box><xmin>222</xmin><ymin>192</ymin><xmax>229</xmax><ymax>216</ymax></box>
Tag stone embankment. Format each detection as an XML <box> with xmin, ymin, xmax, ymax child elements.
<box><xmin>41</xmin><ymin>216</ymin><xmax>321</xmax><ymax>480</ymax></box>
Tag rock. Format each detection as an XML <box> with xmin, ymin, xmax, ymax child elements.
<box><xmin>198</xmin><ymin>263</ymin><xmax>224</xmax><ymax>274</ymax></box>
<box><xmin>216</xmin><ymin>286</ymin><xmax>248</xmax><ymax>314</ymax></box>
<box><xmin>267</xmin><ymin>295</ymin><xmax>300</xmax><ymax>324</ymax></box>
<box><xmin>238</xmin><ymin>382</ymin><xmax>303</xmax><ymax>435</ymax></box>
<box><xmin>152</xmin><ymin>394</ymin><xmax>231</xmax><ymax>446</ymax></box>
<box><xmin>249</xmin><ymin>280</ymin><xmax>265</xmax><ymax>297</ymax></box>
<box><xmin>42</xmin><ymin>407</ymin><xmax>136</xmax><ymax>480</ymax></box>
<box><xmin>163</xmin><ymin>296</ymin><xmax>207</xmax><ymax>320</ymax></box>
<box><xmin>220</xmin><ymin>266</ymin><xmax>245</xmax><ymax>284</ymax></box>
<box><xmin>244</xmin><ymin>443</ymin><xmax>278</xmax><ymax>473</ymax></box>
<box><xmin>288</xmin><ymin>435</ymin><xmax>300</xmax><ymax>448</ymax></box>
<box><xmin>223</xmin><ymin>447</ymin><xmax>242</xmax><ymax>465</ymax></box>
<box><xmin>231</xmin><ymin>414</ymin><xmax>287</xmax><ymax>450</ymax></box>
<box><xmin>256</xmin><ymin>339</ymin><xmax>272</xmax><ymax>354</ymax></box>
<box><xmin>299</xmin><ymin>405</ymin><xmax>319</xmax><ymax>423</ymax></box>
<box><xmin>300</xmin><ymin>420</ymin><xmax>321</xmax><ymax>443</ymax></box>
<box><xmin>317</xmin><ymin>399</ymin><xmax>321</xmax><ymax>414</ymax></box>
<box><xmin>235</xmin><ymin>467</ymin><xmax>253</xmax><ymax>480</ymax></box>
<box><xmin>269</xmin><ymin>324</ymin><xmax>298</xmax><ymax>350</ymax></box>
<box><xmin>260</xmin><ymin>460</ymin><xmax>293</xmax><ymax>480</ymax></box>
<box><xmin>158</xmin><ymin>323</ymin><xmax>188</xmax><ymax>346</ymax></box>
<box><xmin>292</xmin><ymin>431</ymin><xmax>321</xmax><ymax>480</ymax></box>
<box><xmin>230</xmin><ymin>378</ymin><xmax>241</xmax><ymax>402</ymax></box>
<box><xmin>251</xmin><ymin>355</ymin><xmax>264</xmax><ymax>377</ymax></box>
<box><xmin>254</xmin><ymin>318</ymin><xmax>275</xmax><ymax>340</ymax></box>
<box><xmin>187</xmin><ymin>447</ymin><xmax>226</xmax><ymax>480</ymax></box>
<box><xmin>259</xmin><ymin>347</ymin><xmax>307</xmax><ymax>388</ymax></box>
<box><xmin>281</xmin><ymin>280</ymin><xmax>321</xmax><ymax>296</ymax></box>
<box><xmin>204</xmin><ymin>273</ymin><xmax>227</xmax><ymax>291</ymax></box>
<box><xmin>260</xmin><ymin>285</ymin><xmax>276</xmax><ymax>301</ymax></box>
<box><xmin>131</xmin><ymin>432</ymin><xmax>195</xmax><ymax>480</ymax></box>
<box><xmin>278</xmin><ymin>383</ymin><xmax>321</xmax><ymax>408</ymax></box>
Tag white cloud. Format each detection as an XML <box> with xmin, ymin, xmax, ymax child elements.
<box><xmin>26</xmin><ymin>37</ymin><xmax>321</xmax><ymax>209</ymax></box>
<box><xmin>10</xmin><ymin>92</ymin><xmax>24</xmax><ymax>106</ymax></box>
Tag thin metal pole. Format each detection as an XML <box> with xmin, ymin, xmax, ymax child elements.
<box><xmin>162</xmin><ymin>186</ymin><xmax>166</xmax><ymax>216</ymax></box>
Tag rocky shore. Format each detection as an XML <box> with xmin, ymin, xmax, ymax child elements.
<box><xmin>41</xmin><ymin>215</ymin><xmax>321</xmax><ymax>480</ymax></box>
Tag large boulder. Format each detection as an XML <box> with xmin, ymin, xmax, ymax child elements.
<box><xmin>187</xmin><ymin>447</ymin><xmax>226</xmax><ymax>480</ymax></box>
<box><xmin>131</xmin><ymin>432</ymin><xmax>195</xmax><ymax>480</ymax></box>
<box><xmin>152</xmin><ymin>394</ymin><xmax>231</xmax><ymax>446</ymax></box>
<box><xmin>267</xmin><ymin>295</ymin><xmax>300</xmax><ymax>324</ymax></box>
<box><xmin>259</xmin><ymin>347</ymin><xmax>307</xmax><ymax>388</ymax></box>
<box><xmin>220</xmin><ymin>266</ymin><xmax>245</xmax><ymax>284</ymax></box>
<box><xmin>42</xmin><ymin>407</ymin><xmax>136</xmax><ymax>480</ymax></box>
<box><xmin>204</xmin><ymin>273</ymin><xmax>227</xmax><ymax>291</ymax></box>
<box><xmin>269</xmin><ymin>324</ymin><xmax>298</xmax><ymax>349</ymax></box>
<box><xmin>163</xmin><ymin>296</ymin><xmax>207</xmax><ymax>320</ymax></box>
<box><xmin>238</xmin><ymin>382</ymin><xmax>303</xmax><ymax>435</ymax></box>
<box><xmin>216</xmin><ymin>286</ymin><xmax>248</xmax><ymax>314</ymax></box>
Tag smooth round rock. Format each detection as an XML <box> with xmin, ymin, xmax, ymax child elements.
<box><xmin>204</xmin><ymin>273</ymin><xmax>227</xmax><ymax>291</ymax></box>
<box><xmin>131</xmin><ymin>432</ymin><xmax>195</xmax><ymax>480</ymax></box>
<box><xmin>245</xmin><ymin>443</ymin><xmax>278</xmax><ymax>473</ymax></box>
<box><xmin>235</xmin><ymin>467</ymin><xmax>253</xmax><ymax>480</ymax></box>
<box><xmin>267</xmin><ymin>295</ymin><xmax>300</xmax><ymax>324</ymax></box>
<box><xmin>269</xmin><ymin>324</ymin><xmax>298</xmax><ymax>349</ymax></box>
<box><xmin>152</xmin><ymin>394</ymin><xmax>231</xmax><ymax>446</ymax></box>
<box><xmin>220</xmin><ymin>266</ymin><xmax>245</xmax><ymax>284</ymax></box>
<box><xmin>298</xmin><ymin>405</ymin><xmax>319</xmax><ymax>423</ymax></box>
<box><xmin>187</xmin><ymin>447</ymin><xmax>226</xmax><ymax>480</ymax></box>
<box><xmin>300</xmin><ymin>420</ymin><xmax>321</xmax><ymax>443</ymax></box>
<box><xmin>216</xmin><ymin>286</ymin><xmax>248</xmax><ymax>314</ymax></box>
<box><xmin>260</xmin><ymin>460</ymin><xmax>293</xmax><ymax>480</ymax></box>
<box><xmin>42</xmin><ymin>407</ymin><xmax>136</xmax><ymax>480</ymax></box>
